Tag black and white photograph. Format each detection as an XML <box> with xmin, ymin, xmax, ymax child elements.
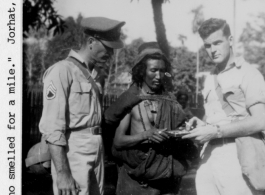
<box><xmin>1</xmin><ymin>0</ymin><xmax>265</xmax><ymax>194</ymax></box>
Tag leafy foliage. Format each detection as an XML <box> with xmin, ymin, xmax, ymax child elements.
<box><xmin>239</xmin><ymin>13</ymin><xmax>265</xmax><ymax>77</ymax></box>
<box><xmin>191</xmin><ymin>5</ymin><xmax>204</xmax><ymax>34</ymax></box>
<box><xmin>23</xmin><ymin>0</ymin><xmax>65</xmax><ymax>37</ymax></box>
<box><xmin>105</xmin><ymin>38</ymin><xmax>144</xmax><ymax>94</ymax></box>
<box><xmin>23</xmin><ymin>27</ymin><xmax>50</xmax><ymax>85</ymax></box>
<box><xmin>24</xmin><ymin>15</ymin><xmax>84</xmax><ymax>86</ymax></box>
<box><xmin>44</xmin><ymin>14</ymin><xmax>84</xmax><ymax>69</ymax></box>
<box><xmin>170</xmin><ymin>46</ymin><xmax>214</xmax><ymax>93</ymax></box>
<box><xmin>115</xmin><ymin>38</ymin><xmax>144</xmax><ymax>73</ymax></box>
<box><xmin>171</xmin><ymin>47</ymin><xmax>196</xmax><ymax>93</ymax></box>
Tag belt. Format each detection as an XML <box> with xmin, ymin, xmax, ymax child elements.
<box><xmin>71</xmin><ymin>126</ymin><xmax>102</xmax><ymax>135</ymax></box>
<box><xmin>209</xmin><ymin>138</ymin><xmax>235</xmax><ymax>145</ymax></box>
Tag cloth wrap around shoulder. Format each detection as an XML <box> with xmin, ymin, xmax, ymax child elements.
<box><xmin>104</xmin><ymin>84</ymin><xmax>198</xmax><ymax>185</ymax></box>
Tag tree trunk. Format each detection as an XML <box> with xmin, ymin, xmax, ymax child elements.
<box><xmin>151</xmin><ymin>0</ymin><xmax>170</xmax><ymax>58</ymax></box>
<box><xmin>152</xmin><ymin>0</ymin><xmax>173</xmax><ymax>91</ymax></box>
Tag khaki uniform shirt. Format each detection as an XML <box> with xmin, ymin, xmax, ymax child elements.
<box><xmin>202</xmin><ymin>57</ymin><xmax>265</xmax><ymax>125</ymax></box>
<box><xmin>39</xmin><ymin>50</ymin><xmax>102</xmax><ymax>146</ymax></box>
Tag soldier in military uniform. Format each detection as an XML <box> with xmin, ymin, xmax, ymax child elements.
<box><xmin>39</xmin><ymin>17</ymin><xmax>125</xmax><ymax>195</ymax></box>
<box><xmin>183</xmin><ymin>18</ymin><xmax>265</xmax><ymax>195</ymax></box>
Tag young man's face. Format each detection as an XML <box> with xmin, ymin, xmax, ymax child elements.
<box><xmin>144</xmin><ymin>59</ymin><xmax>166</xmax><ymax>91</ymax></box>
<box><xmin>203</xmin><ymin>29</ymin><xmax>232</xmax><ymax>65</ymax></box>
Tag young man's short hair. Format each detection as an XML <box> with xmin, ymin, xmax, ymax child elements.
<box><xmin>80</xmin><ymin>31</ymin><xmax>93</xmax><ymax>47</ymax></box>
<box><xmin>198</xmin><ymin>18</ymin><xmax>231</xmax><ymax>39</ymax></box>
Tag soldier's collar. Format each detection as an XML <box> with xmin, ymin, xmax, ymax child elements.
<box><xmin>212</xmin><ymin>56</ymin><xmax>245</xmax><ymax>75</ymax></box>
<box><xmin>68</xmin><ymin>50</ymin><xmax>88</xmax><ymax>68</ymax></box>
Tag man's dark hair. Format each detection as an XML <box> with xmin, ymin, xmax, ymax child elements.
<box><xmin>80</xmin><ymin>30</ymin><xmax>92</xmax><ymax>47</ymax></box>
<box><xmin>198</xmin><ymin>18</ymin><xmax>231</xmax><ymax>39</ymax></box>
<box><xmin>132</xmin><ymin>53</ymin><xmax>170</xmax><ymax>88</ymax></box>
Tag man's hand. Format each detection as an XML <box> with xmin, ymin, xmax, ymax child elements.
<box><xmin>185</xmin><ymin>116</ymin><xmax>205</xmax><ymax>131</ymax></box>
<box><xmin>48</xmin><ymin>144</ymin><xmax>81</xmax><ymax>195</ymax></box>
<box><xmin>57</xmin><ymin>172</ymin><xmax>80</xmax><ymax>195</ymax></box>
<box><xmin>182</xmin><ymin>125</ymin><xmax>218</xmax><ymax>144</ymax></box>
<box><xmin>144</xmin><ymin>128</ymin><xmax>169</xmax><ymax>143</ymax></box>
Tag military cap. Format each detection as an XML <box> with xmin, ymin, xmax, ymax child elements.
<box><xmin>81</xmin><ymin>17</ymin><xmax>125</xmax><ymax>49</ymax></box>
<box><xmin>132</xmin><ymin>42</ymin><xmax>170</xmax><ymax>71</ymax></box>
<box><xmin>25</xmin><ymin>141</ymin><xmax>51</xmax><ymax>174</ymax></box>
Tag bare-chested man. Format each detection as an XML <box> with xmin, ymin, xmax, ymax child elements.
<box><xmin>113</xmin><ymin>49</ymin><xmax>169</xmax><ymax>149</ymax></box>
<box><xmin>104</xmin><ymin>42</ymin><xmax>198</xmax><ymax>195</ymax></box>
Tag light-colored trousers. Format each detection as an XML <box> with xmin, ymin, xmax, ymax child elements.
<box><xmin>51</xmin><ymin>131</ymin><xmax>104</xmax><ymax>195</ymax></box>
<box><xmin>196</xmin><ymin>141</ymin><xmax>265</xmax><ymax>195</ymax></box>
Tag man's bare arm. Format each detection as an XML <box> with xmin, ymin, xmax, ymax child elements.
<box><xmin>49</xmin><ymin>144</ymin><xmax>79</xmax><ymax>195</ymax></box>
<box><xmin>221</xmin><ymin>103</ymin><xmax>265</xmax><ymax>137</ymax></box>
<box><xmin>183</xmin><ymin>103</ymin><xmax>265</xmax><ymax>143</ymax></box>
<box><xmin>113</xmin><ymin>113</ymin><xmax>169</xmax><ymax>149</ymax></box>
<box><xmin>113</xmin><ymin>113</ymin><xmax>145</xmax><ymax>149</ymax></box>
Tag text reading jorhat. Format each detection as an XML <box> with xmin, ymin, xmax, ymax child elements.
<box><xmin>81</xmin><ymin>17</ymin><xmax>125</xmax><ymax>49</ymax></box>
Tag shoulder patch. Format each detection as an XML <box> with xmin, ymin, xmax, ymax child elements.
<box><xmin>46</xmin><ymin>81</ymin><xmax>57</xmax><ymax>100</ymax></box>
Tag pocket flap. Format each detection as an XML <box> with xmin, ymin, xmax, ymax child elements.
<box><xmin>72</xmin><ymin>81</ymin><xmax>91</xmax><ymax>93</ymax></box>
<box><xmin>222</xmin><ymin>87</ymin><xmax>237</xmax><ymax>95</ymax></box>
<box><xmin>80</xmin><ymin>82</ymin><xmax>92</xmax><ymax>92</ymax></box>
<box><xmin>222</xmin><ymin>87</ymin><xmax>244</xmax><ymax>100</ymax></box>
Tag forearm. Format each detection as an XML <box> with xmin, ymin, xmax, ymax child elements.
<box><xmin>114</xmin><ymin>132</ymin><xmax>147</xmax><ymax>149</ymax></box>
<box><xmin>184</xmin><ymin>105</ymin><xmax>265</xmax><ymax>143</ymax></box>
<box><xmin>220</xmin><ymin>115</ymin><xmax>265</xmax><ymax>138</ymax></box>
<box><xmin>48</xmin><ymin>143</ymin><xmax>71</xmax><ymax>175</ymax></box>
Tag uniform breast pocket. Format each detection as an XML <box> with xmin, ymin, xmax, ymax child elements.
<box><xmin>72</xmin><ymin>81</ymin><xmax>92</xmax><ymax>94</ymax></box>
<box><xmin>223</xmin><ymin>87</ymin><xmax>245</xmax><ymax>113</ymax></box>
<box><xmin>70</xmin><ymin>82</ymin><xmax>92</xmax><ymax>112</ymax></box>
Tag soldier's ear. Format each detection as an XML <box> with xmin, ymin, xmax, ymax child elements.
<box><xmin>85</xmin><ymin>37</ymin><xmax>96</xmax><ymax>50</ymax></box>
<box><xmin>87</xmin><ymin>37</ymin><xmax>96</xmax><ymax>45</ymax></box>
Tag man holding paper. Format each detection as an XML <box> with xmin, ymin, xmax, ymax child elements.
<box><xmin>183</xmin><ymin>18</ymin><xmax>265</xmax><ymax>195</ymax></box>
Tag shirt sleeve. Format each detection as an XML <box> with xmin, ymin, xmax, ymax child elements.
<box><xmin>39</xmin><ymin>61</ymin><xmax>72</xmax><ymax>146</ymax></box>
<box><xmin>241</xmin><ymin>66</ymin><xmax>265</xmax><ymax>109</ymax></box>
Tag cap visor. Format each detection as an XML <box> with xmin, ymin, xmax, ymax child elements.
<box><xmin>101</xmin><ymin>40</ymin><xmax>124</xmax><ymax>49</ymax></box>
